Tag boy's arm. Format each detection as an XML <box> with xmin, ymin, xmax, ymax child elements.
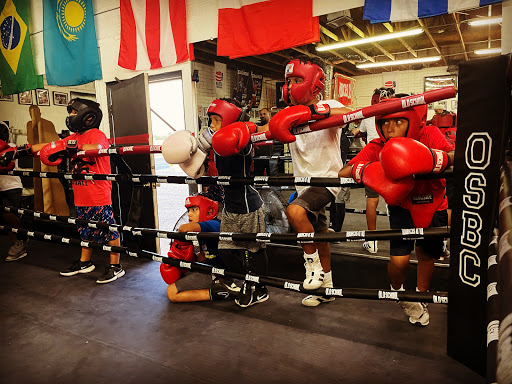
<box><xmin>178</xmin><ymin>222</ymin><xmax>202</xmax><ymax>232</ymax></box>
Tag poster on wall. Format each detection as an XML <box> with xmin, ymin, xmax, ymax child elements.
<box><xmin>382</xmin><ymin>72</ymin><xmax>398</xmax><ymax>90</ymax></box>
<box><xmin>333</xmin><ymin>74</ymin><xmax>355</xmax><ymax>107</ymax></box>
<box><xmin>275</xmin><ymin>81</ymin><xmax>287</xmax><ymax>108</ymax></box>
<box><xmin>214</xmin><ymin>62</ymin><xmax>227</xmax><ymax>98</ymax></box>
<box><xmin>234</xmin><ymin>69</ymin><xmax>250</xmax><ymax>105</ymax></box>
<box><xmin>250</xmin><ymin>73</ymin><xmax>263</xmax><ymax>108</ymax></box>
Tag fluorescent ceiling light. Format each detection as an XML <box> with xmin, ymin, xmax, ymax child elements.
<box><xmin>468</xmin><ymin>17</ymin><xmax>502</xmax><ymax>26</ymax></box>
<box><xmin>316</xmin><ymin>28</ymin><xmax>423</xmax><ymax>52</ymax></box>
<box><xmin>474</xmin><ymin>48</ymin><xmax>502</xmax><ymax>55</ymax></box>
<box><xmin>357</xmin><ymin>56</ymin><xmax>441</xmax><ymax>69</ymax></box>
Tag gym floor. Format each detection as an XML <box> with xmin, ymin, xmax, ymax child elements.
<box><xmin>0</xmin><ymin>188</ymin><xmax>484</xmax><ymax>384</ymax></box>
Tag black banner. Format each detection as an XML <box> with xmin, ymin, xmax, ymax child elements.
<box><xmin>447</xmin><ymin>54</ymin><xmax>511</xmax><ymax>376</ymax></box>
<box><xmin>234</xmin><ymin>69</ymin><xmax>250</xmax><ymax>106</ymax></box>
<box><xmin>276</xmin><ymin>81</ymin><xmax>287</xmax><ymax>108</ymax></box>
<box><xmin>250</xmin><ymin>72</ymin><xmax>263</xmax><ymax>108</ymax></box>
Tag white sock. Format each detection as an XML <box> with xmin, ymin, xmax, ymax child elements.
<box><xmin>390</xmin><ymin>284</ymin><xmax>404</xmax><ymax>291</ymax></box>
<box><xmin>323</xmin><ymin>271</ymin><xmax>333</xmax><ymax>287</ymax></box>
<box><xmin>303</xmin><ymin>250</ymin><xmax>319</xmax><ymax>262</ymax></box>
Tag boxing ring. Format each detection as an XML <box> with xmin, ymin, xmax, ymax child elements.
<box><xmin>1</xmin><ymin>55</ymin><xmax>511</xmax><ymax>383</ymax></box>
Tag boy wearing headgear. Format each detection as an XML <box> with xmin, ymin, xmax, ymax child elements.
<box><xmin>161</xmin><ymin>194</ymin><xmax>240</xmax><ymax>302</ymax></box>
<box><xmin>162</xmin><ymin>98</ymin><xmax>269</xmax><ymax>308</ymax></box>
<box><xmin>260</xmin><ymin>56</ymin><xmax>352</xmax><ymax>307</ymax></box>
<box><xmin>26</xmin><ymin>98</ymin><xmax>124</xmax><ymax>284</ymax></box>
<box><xmin>338</xmin><ymin>95</ymin><xmax>454</xmax><ymax>326</ymax></box>
<box><xmin>350</xmin><ymin>87</ymin><xmax>395</xmax><ymax>255</ymax></box>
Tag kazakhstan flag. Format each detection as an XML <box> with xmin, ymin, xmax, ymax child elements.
<box><xmin>43</xmin><ymin>0</ymin><xmax>102</xmax><ymax>86</ymax></box>
<box><xmin>0</xmin><ymin>0</ymin><xmax>43</xmax><ymax>94</ymax></box>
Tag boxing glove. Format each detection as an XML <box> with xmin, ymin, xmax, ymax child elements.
<box><xmin>379</xmin><ymin>137</ymin><xmax>451</xmax><ymax>180</ymax></box>
<box><xmin>197</xmin><ymin>127</ymin><xmax>214</xmax><ymax>152</ymax></box>
<box><xmin>39</xmin><ymin>140</ymin><xmax>79</xmax><ymax>166</ymax></box>
<box><xmin>269</xmin><ymin>103</ymin><xmax>330</xmax><ymax>143</ymax></box>
<box><xmin>161</xmin><ymin>130</ymin><xmax>198</xmax><ymax>164</ymax></box>
<box><xmin>168</xmin><ymin>240</ymin><xmax>195</xmax><ymax>263</ymax></box>
<box><xmin>401</xmin><ymin>180</ymin><xmax>446</xmax><ymax>228</ymax></box>
<box><xmin>160</xmin><ymin>263</ymin><xmax>181</xmax><ymax>285</ymax></box>
<box><xmin>212</xmin><ymin>121</ymin><xmax>257</xmax><ymax>157</ymax></box>
<box><xmin>0</xmin><ymin>139</ymin><xmax>9</xmax><ymax>152</ymax></box>
<box><xmin>351</xmin><ymin>161</ymin><xmax>414</xmax><ymax>206</ymax></box>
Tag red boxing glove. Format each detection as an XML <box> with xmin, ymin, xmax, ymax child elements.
<box><xmin>401</xmin><ymin>180</ymin><xmax>446</xmax><ymax>228</ymax></box>
<box><xmin>351</xmin><ymin>161</ymin><xmax>414</xmax><ymax>206</ymax></box>
<box><xmin>160</xmin><ymin>264</ymin><xmax>181</xmax><ymax>285</ymax></box>
<box><xmin>380</xmin><ymin>137</ymin><xmax>450</xmax><ymax>180</ymax></box>
<box><xmin>39</xmin><ymin>139</ymin><xmax>79</xmax><ymax>166</ymax></box>
<box><xmin>0</xmin><ymin>147</ymin><xmax>16</xmax><ymax>171</ymax></box>
<box><xmin>168</xmin><ymin>240</ymin><xmax>195</xmax><ymax>262</ymax></box>
<box><xmin>269</xmin><ymin>103</ymin><xmax>330</xmax><ymax>143</ymax></box>
<box><xmin>212</xmin><ymin>121</ymin><xmax>257</xmax><ymax>157</ymax></box>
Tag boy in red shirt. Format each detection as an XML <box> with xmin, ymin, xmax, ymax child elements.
<box><xmin>35</xmin><ymin>99</ymin><xmax>124</xmax><ymax>284</ymax></box>
<box><xmin>339</xmin><ymin>96</ymin><xmax>454</xmax><ymax>326</ymax></box>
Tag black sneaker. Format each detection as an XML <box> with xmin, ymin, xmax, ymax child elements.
<box><xmin>235</xmin><ymin>282</ymin><xmax>269</xmax><ymax>308</ymax></box>
<box><xmin>60</xmin><ymin>260</ymin><xmax>95</xmax><ymax>276</ymax></box>
<box><xmin>96</xmin><ymin>265</ymin><xmax>125</xmax><ymax>284</ymax></box>
<box><xmin>210</xmin><ymin>279</ymin><xmax>239</xmax><ymax>301</ymax></box>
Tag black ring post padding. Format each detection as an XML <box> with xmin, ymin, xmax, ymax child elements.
<box><xmin>0</xmin><ymin>224</ymin><xmax>448</xmax><ymax>304</ymax></box>
<box><xmin>2</xmin><ymin>205</ymin><xmax>450</xmax><ymax>244</ymax></box>
<box><xmin>497</xmin><ymin>160</ymin><xmax>512</xmax><ymax>383</ymax></box>
<box><xmin>486</xmin><ymin>237</ymin><xmax>499</xmax><ymax>384</ymax></box>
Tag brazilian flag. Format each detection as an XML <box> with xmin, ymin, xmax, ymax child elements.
<box><xmin>0</xmin><ymin>0</ymin><xmax>43</xmax><ymax>94</ymax></box>
<box><xmin>43</xmin><ymin>0</ymin><xmax>102</xmax><ymax>86</ymax></box>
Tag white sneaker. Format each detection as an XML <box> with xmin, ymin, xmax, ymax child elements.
<box><xmin>302</xmin><ymin>273</ymin><xmax>335</xmax><ymax>307</ymax></box>
<box><xmin>6</xmin><ymin>240</ymin><xmax>27</xmax><ymax>261</ymax></box>
<box><xmin>362</xmin><ymin>241</ymin><xmax>378</xmax><ymax>254</ymax></box>
<box><xmin>303</xmin><ymin>254</ymin><xmax>324</xmax><ymax>290</ymax></box>
<box><xmin>399</xmin><ymin>301</ymin><xmax>430</xmax><ymax>326</ymax></box>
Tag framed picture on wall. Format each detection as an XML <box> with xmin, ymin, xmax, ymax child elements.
<box><xmin>53</xmin><ymin>91</ymin><xmax>68</xmax><ymax>106</ymax></box>
<box><xmin>0</xmin><ymin>86</ymin><xmax>13</xmax><ymax>101</ymax></box>
<box><xmin>36</xmin><ymin>89</ymin><xmax>50</xmax><ymax>106</ymax></box>
<box><xmin>18</xmin><ymin>90</ymin><xmax>33</xmax><ymax>105</ymax></box>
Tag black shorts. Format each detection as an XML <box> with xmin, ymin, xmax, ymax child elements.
<box><xmin>364</xmin><ymin>185</ymin><xmax>379</xmax><ymax>199</ymax></box>
<box><xmin>388</xmin><ymin>205</ymin><xmax>448</xmax><ymax>257</ymax></box>
<box><xmin>175</xmin><ymin>272</ymin><xmax>215</xmax><ymax>293</ymax></box>
<box><xmin>445</xmin><ymin>178</ymin><xmax>455</xmax><ymax>209</ymax></box>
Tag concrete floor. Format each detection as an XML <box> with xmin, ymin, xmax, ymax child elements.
<box><xmin>0</xmin><ymin>186</ymin><xmax>484</xmax><ymax>384</ymax></box>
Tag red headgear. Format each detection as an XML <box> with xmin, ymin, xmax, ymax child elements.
<box><xmin>376</xmin><ymin>98</ymin><xmax>427</xmax><ymax>142</ymax></box>
<box><xmin>282</xmin><ymin>59</ymin><xmax>325</xmax><ymax>105</ymax></box>
<box><xmin>185</xmin><ymin>195</ymin><xmax>219</xmax><ymax>222</ymax></box>
<box><xmin>207</xmin><ymin>99</ymin><xmax>243</xmax><ymax>128</ymax></box>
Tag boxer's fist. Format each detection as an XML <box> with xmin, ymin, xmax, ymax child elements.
<box><xmin>380</xmin><ymin>137</ymin><xmax>450</xmax><ymax>180</ymax></box>
<box><xmin>269</xmin><ymin>104</ymin><xmax>330</xmax><ymax>143</ymax></box>
<box><xmin>212</xmin><ymin>122</ymin><xmax>257</xmax><ymax>157</ymax></box>
<box><xmin>162</xmin><ymin>130</ymin><xmax>198</xmax><ymax>164</ymax></box>
<box><xmin>351</xmin><ymin>161</ymin><xmax>414</xmax><ymax>206</ymax></box>
<box><xmin>0</xmin><ymin>147</ymin><xmax>16</xmax><ymax>171</ymax></box>
<box><xmin>39</xmin><ymin>140</ymin><xmax>77</xmax><ymax>166</ymax></box>
<box><xmin>160</xmin><ymin>264</ymin><xmax>181</xmax><ymax>285</ymax></box>
<box><xmin>168</xmin><ymin>240</ymin><xmax>195</xmax><ymax>262</ymax></box>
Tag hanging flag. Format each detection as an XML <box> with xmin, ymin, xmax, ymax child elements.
<box><xmin>43</xmin><ymin>0</ymin><xmax>102</xmax><ymax>86</ymax></box>
<box><xmin>217</xmin><ymin>0</ymin><xmax>319</xmax><ymax>59</ymax></box>
<box><xmin>119</xmin><ymin>0</ymin><xmax>190</xmax><ymax>71</ymax></box>
<box><xmin>363</xmin><ymin>0</ymin><xmax>502</xmax><ymax>23</ymax></box>
<box><xmin>0</xmin><ymin>0</ymin><xmax>43</xmax><ymax>94</ymax></box>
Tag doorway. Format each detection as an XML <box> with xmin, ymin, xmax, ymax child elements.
<box><xmin>148</xmin><ymin>72</ymin><xmax>190</xmax><ymax>252</ymax></box>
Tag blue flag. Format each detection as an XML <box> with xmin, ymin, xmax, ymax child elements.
<box><xmin>364</xmin><ymin>0</ymin><xmax>502</xmax><ymax>23</ymax></box>
<box><xmin>43</xmin><ymin>0</ymin><xmax>102</xmax><ymax>86</ymax></box>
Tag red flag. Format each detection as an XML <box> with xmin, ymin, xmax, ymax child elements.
<box><xmin>119</xmin><ymin>0</ymin><xmax>190</xmax><ymax>70</ymax></box>
<box><xmin>217</xmin><ymin>0</ymin><xmax>319</xmax><ymax>59</ymax></box>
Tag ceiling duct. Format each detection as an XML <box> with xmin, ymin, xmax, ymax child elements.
<box><xmin>326</xmin><ymin>10</ymin><xmax>352</xmax><ymax>29</ymax></box>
